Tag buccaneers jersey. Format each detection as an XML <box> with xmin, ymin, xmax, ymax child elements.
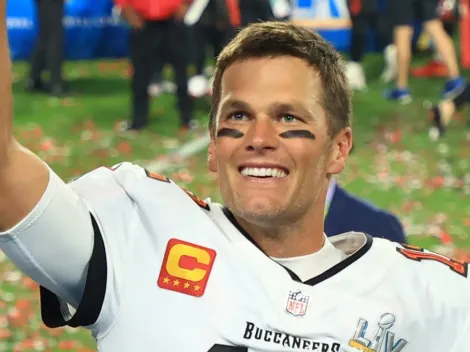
<box><xmin>5</xmin><ymin>162</ymin><xmax>470</xmax><ymax>351</ymax></box>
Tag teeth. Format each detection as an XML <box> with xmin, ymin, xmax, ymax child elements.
<box><xmin>240</xmin><ymin>167</ymin><xmax>287</xmax><ymax>178</ymax></box>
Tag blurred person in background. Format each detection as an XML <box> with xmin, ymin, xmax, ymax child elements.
<box><xmin>324</xmin><ymin>146</ymin><xmax>406</xmax><ymax>243</ymax></box>
<box><xmin>187</xmin><ymin>0</ymin><xmax>241</xmax><ymax>98</ymax></box>
<box><xmin>147</xmin><ymin>52</ymin><xmax>176</xmax><ymax>98</ymax></box>
<box><xmin>26</xmin><ymin>0</ymin><xmax>66</xmax><ymax>97</ymax></box>
<box><xmin>385</xmin><ymin>0</ymin><xmax>465</xmax><ymax>103</ymax></box>
<box><xmin>187</xmin><ymin>0</ymin><xmax>289</xmax><ymax>98</ymax></box>
<box><xmin>411</xmin><ymin>0</ymin><xmax>458</xmax><ymax>78</ymax></box>
<box><xmin>116</xmin><ymin>0</ymin><xmax>193</xmax><ymax>133</ymax></box>
<box><xmin>345</xmin><ymin>0</ymin><xmax>397</xmax><ymax>91</ymax></box>
<box><xmin>193</xmin><ymin>0</ymin><xmax>240</xmax><ymax>71</ymax></box>
<box><xmin>325</xmin><ymin>179</ymin><xmax>406</xmax><ymax>242</ymax></box>
<box><xmin>269</xmin><ymin>0</ymin><xmax>293</xmax><ymax>21</ymax></box>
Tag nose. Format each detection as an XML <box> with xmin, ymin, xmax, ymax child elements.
<box><xmin>243</xmin><ymin>117</ymin><xmax>280</xmax><ymax>153</ymax></box>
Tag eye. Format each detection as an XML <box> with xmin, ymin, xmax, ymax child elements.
<box><xmin>228</xmin><ymin>111</ymin><xmax>249</xmax><ymax>121</ymax></box>
<box><xmin>280</xmin><ymin>114</ymin><xmax>298</xmax><ymax>123</ymax></box>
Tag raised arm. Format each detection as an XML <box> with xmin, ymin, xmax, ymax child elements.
<box><xmin>0</xmin><ymin>0</ymin><xmax>50</xmax><ymax>231</ymax></box>
<box><xmin>0</xmin><ymin>4</ymin><xmax>136</xmax><ymax>331</ymax></box>
<box><xmin>0</xmin><ymin>1</ymin><xmax>94</xmax><ymax>308</ymax></box>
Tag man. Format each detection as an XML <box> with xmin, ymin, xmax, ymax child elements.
<box><xmin>116</xmin><ymin>0</ymin><xmax>193</xmax><ymax>132</ymax></box>
<box><xmin>386</xmin><ymin>0</ymin><xmax>465</xmax><ymax>103</ymax></box>
<box><xmin>411</xmin><ymin>0</ymin><xmax>458</xmax><ymax>78</ymax></box>
<box><xmin>25</xmin><ymin>0</ymin><xmax>66</xmax><ymax>96</ymax></box>
<box><xmin>325</xmin><ymin>179</ymin><xmax>406</xmax><ymax>243</ymax></box>
<box><xmin>187</xmin><ymin>0</ymin><xmax>239</xmax><ymax>98</ymax></box>
<box><xmin>344</xmin><ymin>0</ymin><xmax>397</xmax><ymax>91</ymax></box>
<box><xmin>1</xmin><ymin>9</ymin><xmax>470</xmax><ymax>352</ymax></box>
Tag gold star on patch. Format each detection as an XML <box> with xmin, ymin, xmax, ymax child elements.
<box><xmin>173</xmin><ymin>279</ymin><xmax>180</xmax><ymax>286</ymax></box>
<box><xmin>194</xmin><ymin>285</ymin><xmax>200</xmax><ymax>291</ymax></box>
<box><xmin>163</xmin><ymin>277</ymin><xmax>170</xmax><ymax>284</ymax></box>
<box><xmin>184</xmin><ymin>282</ymin><xmax>190</xmax><ymax>289</ymax></box>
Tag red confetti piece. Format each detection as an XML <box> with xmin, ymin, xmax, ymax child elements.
<box><xmin>83</xmin><ymin>120</ymin><xmax>96</xmax><ymax>130</ymax></box>
<box><xmin>40</xmin><ymin>139</ymin><xmax>55</xmax><ymax>152</ymax></box>
<box><xmin>57</xmin><ymin>340</ymin><xmax>79</xmax><ymax>349</ymax></box>
<box><xmin>116</xmin><ymin>141</ymin><xmax>133</xmax><ymax>155</ymax></box>
<box><xmin>439</xmin><ymin>230</ymin><xmax>453</xmax><ymax>245</ymax></box>
<box><xmin>22</xmin><ymin>277</ymin><xmax>38</xmax><ymax>290</ymax></box>
<box><xmin>8</xmin><ymin>307</ymin><xmax>28</xmax><ymax>328</ymax></box>
<box><xmin>0</xmin><ymin>328</ymin><xmax>11</xmax><ymax>339</ymax></box>
<box><xmin>430</xmin><ymin>176</ymin><xmax>445</xmax><ymax>188</ymax></box>
<box><xmin>32</xmin><ymin>126</ymin><xmax>44</xmax><ymax>139</ymax></box>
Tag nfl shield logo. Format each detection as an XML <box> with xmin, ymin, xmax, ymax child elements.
<box><xmin>286</xmin><ymin>290</ymin><xmax>310</xmax><ymax>317</ymax></box>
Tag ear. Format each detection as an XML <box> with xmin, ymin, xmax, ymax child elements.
<box><xmin>326</xmin><ymin>127</ymin><xmax>352</xmax><ymax>175</ymax></box>
<box><xmin>207</xmin><ymin>141</ymin><xmax>218</xmax><ymax>173</ymax></box>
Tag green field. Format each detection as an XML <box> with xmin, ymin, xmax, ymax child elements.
<box><xmin>1</xmin><ymin>54</ymin><xmax>470</xmax><ymax>351</ymax></box>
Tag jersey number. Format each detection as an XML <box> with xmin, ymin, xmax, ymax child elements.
<box><xmin>208</xmin><ymin>345</ymin><xmax>247</xmax><ymax>351</ymax></box>
<box><xmin>397</xmin><ymin>244</ymin><xmax>468</xmax><ymax>277</ymax></box>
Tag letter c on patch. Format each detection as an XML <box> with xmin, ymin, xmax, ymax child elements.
<box><xmin>166</xmin><ymin>243</ymin><xmax>210</xmax><ymax>282</ymax></box>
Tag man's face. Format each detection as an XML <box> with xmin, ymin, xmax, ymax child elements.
<box><xmin>209</xmin><ymin>56</ymin><xmax>351</xmax><ymax>225</ymax></box>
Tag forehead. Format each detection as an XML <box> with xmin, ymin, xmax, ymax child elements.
<box><xmin>220</xmin><ymin>56</ymin><xmax>323</xmax><ymax>104</ymax></box>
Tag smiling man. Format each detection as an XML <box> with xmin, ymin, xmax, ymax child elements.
<box><xmin>1</xmin><ymin>8</ymin><xmax>470</xmax><ymax>351</ymax></box>
<box><xmin>207</xmin><ymin>43</ymin><xmax>351</xmax><ymax>257</ymax></box>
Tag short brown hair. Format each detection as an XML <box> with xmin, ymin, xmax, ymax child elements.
<box><xmin>209</xmin><ymin>21</ymin><xmax>352</xmax><ymax>138</ymax></box>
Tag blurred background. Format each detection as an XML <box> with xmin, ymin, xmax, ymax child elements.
<box><xmin>1</xmin><ymin>0</ymin><xmax>470</xmax><ymax>350</ymax></box>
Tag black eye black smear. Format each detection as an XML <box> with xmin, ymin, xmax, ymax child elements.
<box><xmin>279</xmin><ymin>130</ymin><xmax>316</xmax><ymax>140</ymax></box>
<box><xmin>216</xmin><ymin>128</ymin><xmax>244</xmax><ymax>138</ymax></box>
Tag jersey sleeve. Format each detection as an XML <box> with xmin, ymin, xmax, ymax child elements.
<box><xmin>394</xmin><ymin>243</ymin><xmax>470</xmax><ymax>348</ymax></box>
<box><xmin>0</xmin><ymin>163</ymin><xmax>138</xmax><ymax>335</ymax></box>
<box><xmin>0</xmin><ymin>166</ymin><xmax>94</xmax><ymax>308</ymax></box>
<box><xmin>40</xmin><ymin>163</ymin><xmax>140</xmax><ymax>335</ymax></box>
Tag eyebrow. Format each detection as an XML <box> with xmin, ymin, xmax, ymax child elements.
<box><xmin>219</xmin><ymin>99</ymin><xmax>252</xmax><ymax>114</ymax></box>
<box><xmin>268</xmin><ymin>102</ymin><xmax>314</xmax><ymax>121</ymax></box>
<box><xmin>219</xmin><ymin>99</ymin><xmax>314</xmax><ymax>121</ymax></box>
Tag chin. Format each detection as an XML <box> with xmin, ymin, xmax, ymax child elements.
<box><xmin>234</xmin><ymin>197</ymin><xmax>285</xmax><ymax>223</ymax></box>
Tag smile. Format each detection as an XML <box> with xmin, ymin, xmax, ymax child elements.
<box><xmin>239</xmin><ymin>167</ymin><xmax>288</xmax><ymax>178</ymax></box>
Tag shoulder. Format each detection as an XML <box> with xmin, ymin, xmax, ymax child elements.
<box><xmin>389</xmin><ymin>242</ymin><xmax>470</xmax><ymax>345</ymax></box>
<box><xmin>68</xmin><ymin>163</ymin><xmax>132</xmax><ymax>196</ymax></box>
<box><xmin>337</xmin><ymin>235</ymin><xmax>470</xmax><ymax>342</ymax></box>
<box><xmin>54</xmin><ymin>163</ymin><xmax>214</xmax><ymax>332</ymax></box>
<box><xmin>70</xmin><ymin>162</ymin><xmax>211</xmax><ymax>213</ymax></box>
<box><xmin>374</xmin><ymin>239</ymin><xmax>470</xmax><ymax>306</ymax></box>
<box><xmin>70</xmin><ymin>162</ymin><xmax>152</xmax><ymax>188</ymax></box>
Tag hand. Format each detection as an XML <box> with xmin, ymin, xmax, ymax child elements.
<box><xmin>121</xmin><ymin>5</ymin><xmax>145</xmax><ymax>30</ymax></box>
<box><xmin>174</xmin><ymin>3</ymin><xmax>189</xmax><ymax>22</ymax></box>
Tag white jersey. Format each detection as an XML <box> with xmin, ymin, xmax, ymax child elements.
<box><xmin>1</xmin><ymin>162</ymin><xmax>470</xmax><ymax>352</ymax></box>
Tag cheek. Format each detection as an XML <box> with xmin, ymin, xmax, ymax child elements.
<box><xmin>289</xmin><ymin>144</ymin><xmax>327</xmax><ymax>176</ymax></box>
<box><xmin>214</xmin><ymin>149</ymin><xmax>229</xmax><ymax>172</ymax></box>
<box><xmin>287</xmin><ymin>141</ymin><xmax>320</xmax><ymax>163</ymax></box>
<box><xmin>213</xmin><ymin>146</ymin><xmax>238</xmax><ymax>183</ymax></box>
<box><xmin>215</xmin><ymin>139</ymin><xmax>241</xmax><ymax>163</ymax></box>
<box><xmin>311</xmin><ymin>153</ymin><xmax>329</xmax><ymax>177</ymax></box>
